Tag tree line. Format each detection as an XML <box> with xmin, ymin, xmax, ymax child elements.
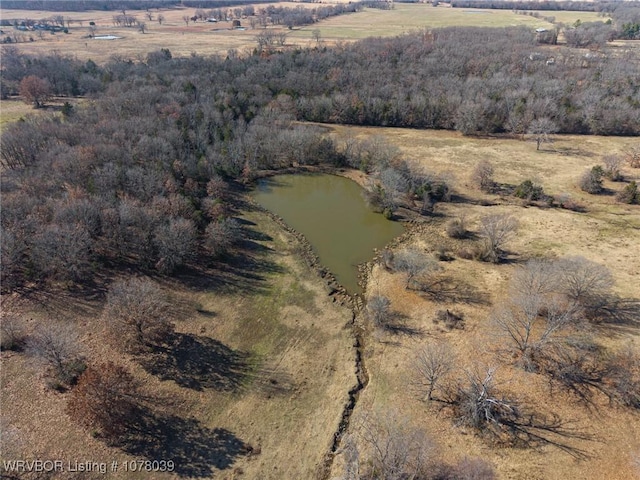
<box><xmin>2</xmin><ymin>25</ymin><xmax>639</xmax><ymax>287</ymax></box>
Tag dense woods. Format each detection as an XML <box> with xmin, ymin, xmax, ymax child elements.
<box><xmin>2</xmin><ymin>24</ymin><xmax>639</xmax><ymax>288</ymax></box>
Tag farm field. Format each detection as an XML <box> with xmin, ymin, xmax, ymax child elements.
<box><xmin>0</xmin><ymin>3</ymin><xmax>601</xmax><ymax>62</ymax></box>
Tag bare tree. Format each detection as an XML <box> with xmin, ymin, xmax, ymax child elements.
<box><xmin>510</xmin><ymin>258</ymin><xmax>560</xmax><ymax>296</ymax></box>
<box><xmin>602</xmin><ymin>154</ymin><xmax>623</xmax><ymax>181</ymax></box>
<box><xmin>493</xmin><ymin>293</ymin><xmax>579</xmax><ymax>370</ymax></box>
<box><xmin>366</xmin><ymin>295</ymin><xmax>391</xmax><ymax>330</ymax></box>
<box><xmin>414</xmin><ymin>342</ymin><xmax>456</xmax><ymax>401</ymax></box>
<box><xmin>478</xmin><ymin>214</ymin><xmax>518</xmax><ymax>263</ymax></box>
<box><xmin>357</xmin><ymin>409</ymin><xmax>435</xmax><ymax>480</ymax></box>
<box><xmin>103</xmin><ymin>277</ymin><xmax>173</xmax><ymax>353</ymax></box>
<box><xmin>157</xmin><ymin>14</ymin><xmax>165</xmax><ymax>25</ymax></box>
<box><xmin>527</xmin><ymin>117</ymin><xmax>558</xmax><ymax>151</ymax></box>
<box><xmin>152</xmin><ymin>218</ymin><xmax>196</xmax><ymax>273</ymax></box>
<box><xmin>448</xmin><ymin>367</ymin><xmax>520</xmax><ymax>435</ymax></box>
<box><xmin>393</xmin><ymin>247</ymin><xmax>441</xmax><ymax>289</ymax></box>
<box><xmin>470</xmin><ymin>160</ymin><xmax>495</xmax><ymax>192</ymax></box>
<box><xmin>623</xmin><ymin>144</ymin><xmax>640</xmax><ymax>168</ymax></box>
<box><xmin>556</xmin><ymin>256</ymin><xmax>613</xmax><ymax>306</ymax></box>
<box><xmin>26</xmin><ymin>322</ymin><xmax>86</xmax><ymax>390</ymax></box>
<box><xmin>312</xmin><ymin>28</ymin><xmax>322</xmax><ymax>44</ymax></box>
<box><xmin>183</xmin><ymin>15</ymin><xmax>190</xmax><ymax>26</ymax></box>
<box><xmin>137</xmin><ymin>21</ymin><xmax>147</xmax><ymax>34</ymax></box>
<box><xmin>145</xmin><ymin>11</ymin><xmax>154</xmax><ymax>22</ymax></box>
<box><xmin>204</xmin><ymin>218</ymin><xmax>241</xmax><ymax>258</ymax></box>
<box><xmin>0</xmin><ymin>302</ymin><xmax>25</xmax><ymax>351</ymax></box>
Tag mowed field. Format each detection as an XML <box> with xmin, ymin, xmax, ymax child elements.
<box><xmin>0</xmin><ymin>3</ymin><xmax>602</xmax><ymax>62</ymax></box>
<box><xmin>326</xmin><ymin>125</ymin><xmax>640</xmax><ymax>480</ymax></box>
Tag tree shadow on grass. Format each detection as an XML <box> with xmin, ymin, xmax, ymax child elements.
<box><xmin>414</xmin><ymin>276</ymin><xmax>490</xmax><ymax>305</ymax></box>
<box><xmin>140</xmin><ymin>333</ymin><xmax>253</xmax><ymax>392</ymax></box>
<box><xmin>590</xmin><ymin>296</ymin><xmax>640</xmax><ymax>337</ymax></box>
<box><xmin>381</xmin><ymin>311</ymin><xmax>424</xmax><ymax>337</ymax></box>
<box><xmin>121</xmin><ymin>409</ymin><xmax>249</xmax><ymax>477</ymax></box>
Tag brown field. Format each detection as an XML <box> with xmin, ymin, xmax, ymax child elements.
<box><xmin>0</xmin><ymin>3</ymin><xmax>581</xmax><ymax>62</ymax></box>
<box><xmin>326</xmin><ymin>125</ymin><xmax>640</xmax><ymax>480</ymax></box>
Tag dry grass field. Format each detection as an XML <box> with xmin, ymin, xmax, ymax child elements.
<box><xmin>0</xmin><ymin>3</ymin><xmax>599</xmax><ymax>62</ymax></box>
<box><xmin>326</xmin><ymin>125</ymin><xmax>640</xmax><ymax>480</ymax></box>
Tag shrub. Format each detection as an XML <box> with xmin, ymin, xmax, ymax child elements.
<box><xmin>0</xmin><ymin>313</ymin><xmax>25</xmax><ymax>351</ymax></box>
<box><xmin>603</xmin><ymin>155</ymin><xmax>624</xmax><ymax>181</ymax></box>
<box><xmin>616</xmin><ymin>181</ymin><xmax>639</xmax><ymax>204</ymax></box>
<box><xmin>514</xmin><ymin>179</ymin><xmax>544</xmax><ymax>201</ymax></box>
<box><xmin>434</xmin><ymin>309</ymin><xmax>465</xmax><ymax>330</ymax></box>
<box><xmin>470</xmin><ymin>160</ymin><xmax>495</xmax><ymax>193</ymax></box>
<box><xmin>446</xmin><ymin>217</ymin><xmax>467</xmax><ymax>239</ymax></box>
<box><xmin>26</xmin><ymin>323</ymin><xmax>86</xmax><ymax>390</ymax></box>
<box><xmin>579</xmin><ymin>166</ymin><xmax>605</xmax><ymax>194</ymax></box>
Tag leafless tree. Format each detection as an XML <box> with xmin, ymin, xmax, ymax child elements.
<box><xmin>357</xmin><ymin>409</ymin><xmax>435</xmax><ymax>480</ymax></box>
<box><xmin>492</xmin><ymin>293</ymin><xmax>579</xmax><ymax>370</ymax></box>
<box><xmin>556</xmin><ymin>256</ymin><xmax>613</xmax><ymax>307</ymax></box>
<box><xmin>527</xmin><ymin>117</ymin><xmax>557</xmax><ymax>151</ymax></box>
<box><xmin>204</xmin><ymin>218</ymin><xmax>241</xmax><ymax>258</ymax></box>
<box><xmin>137</xmin><ymin>21</ymin><xmax>147</xmax><ymax>34</ymax></box>
<box><xmin>103</xmin><ymin>277</ymin><xmax>173</xmax><ymax>353</ymax></box>
<box><xmin>157</xmin><ymin>14</ymin><xmax>165</xmax><ymax>25</ymax></box>
<box><xmin>414</xmin><ymin>342</ymin><xmax>456</xmax><ymax>401</ymax></box>
<box><xmin>26</xmin><ymin>322</ymin><xmax>86</xmax><ymax>389</ymax></box>
<box><xmin>183</xmin><ymin>15</ymin><xmax>190</xmax><ymax>26</ymax></box>
<box><xmin>19</xmin><ymin>75</ymin><xmax>51</xmax><ymax>108</ymax></box>
<box><xmin>448</xmin><ymin>367</ymin><xmax>520</xmax><ymax>435</ymax></box>
<box><xmin>624</xmin><ymin>144</ymin><xmax>640</xmax><ymax>168</ymax></box>
<box><xmin>394</xmin><ymin>247</ymin><xmax>441</xmax><ymax>289</ymax></box>
<box><xmin>510</xmin><ymin>258</ymin><xmax>560</xmax><ymax>296</ymax></box>
<box><xmin>0</xmin><ymin>302</ymin><xmax>25</xmax><ymax>351</ymax></box>
<box><xmin>450</xmin><ymin>457</ymin><xmax>497</xmax><ymax>480</ymax></box>
<box><xmin>145</xmin><ymin>11</ymin><xmax>154</xmax><ymax>22</ymax></box>
<box><xmin>312</xmin><ymin>28</ymin><xmax>322</xmax><ymax>44</ymax></box>
<box><xmin>602</xmin><ymin>154</ymin><xmax>624</xmax><ymax>181</ymax></box>
<box><xmin>470</xmin><ymin>160</ymin><xmax>495</xmax><ymax>192</ymax></box>
<box><xmin>478</xmin><ymin>214</ymin><xmax>518</xmax><ymax>263</ymax></box>
<box><xmin>153</xmin><ymin>218</ymin><xmax>196</xmax><ymax>273</ymax></box>
<box><xmin>366</xmin><ymin>295</ymin><xmax>391</xmax><ymax>329</ymax></box>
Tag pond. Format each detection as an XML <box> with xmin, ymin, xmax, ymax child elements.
<box><xmin>253</xmin><ymin>174</ymin><xmax>405</xmax><ymax>293</ymax></box>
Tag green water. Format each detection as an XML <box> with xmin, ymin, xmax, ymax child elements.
<box><xmin>253</xmin><ymin>174</ymin><xmax>405</xmax><ymax>293</ymax></box>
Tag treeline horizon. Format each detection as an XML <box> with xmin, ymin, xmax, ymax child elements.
<box><xmin>0</xmin><ymin>0</ymin><xmax>277</xmax><ymax>12</ymax></box>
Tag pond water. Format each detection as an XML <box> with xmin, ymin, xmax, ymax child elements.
<box><xmin>253</xmin><ymin>174</ymin><xmax>404</xmax><ymax>293</ymax></box>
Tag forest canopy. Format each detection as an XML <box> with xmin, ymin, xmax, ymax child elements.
<box><xmin>2</xmin><ymin>25</ymin><xmax>639</xmax><ymax>287</ymax></box>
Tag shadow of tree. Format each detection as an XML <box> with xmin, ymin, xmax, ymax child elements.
<box><xmin>381</xmin><ymin>311</ymin><xmax>424</xmax><ymax>337</ymax></box>
<box><xmin>590</xmin><ymin>296</ymin><xmax>640</xmax><ymax>336</ymax></box>
<box><xmin>415</xmin><ymin>277</ymin><xmax>490</xmax><ymax>305</ymax></box>
<box><xmin>140</xmin><ymin>333</ymin><xmax>252</xmax><ymax>392</ymax></box>
<box><xmin>120</xmin><ymin>409</ymin><xmax>249</xmax><ymax>477</ymax></box>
